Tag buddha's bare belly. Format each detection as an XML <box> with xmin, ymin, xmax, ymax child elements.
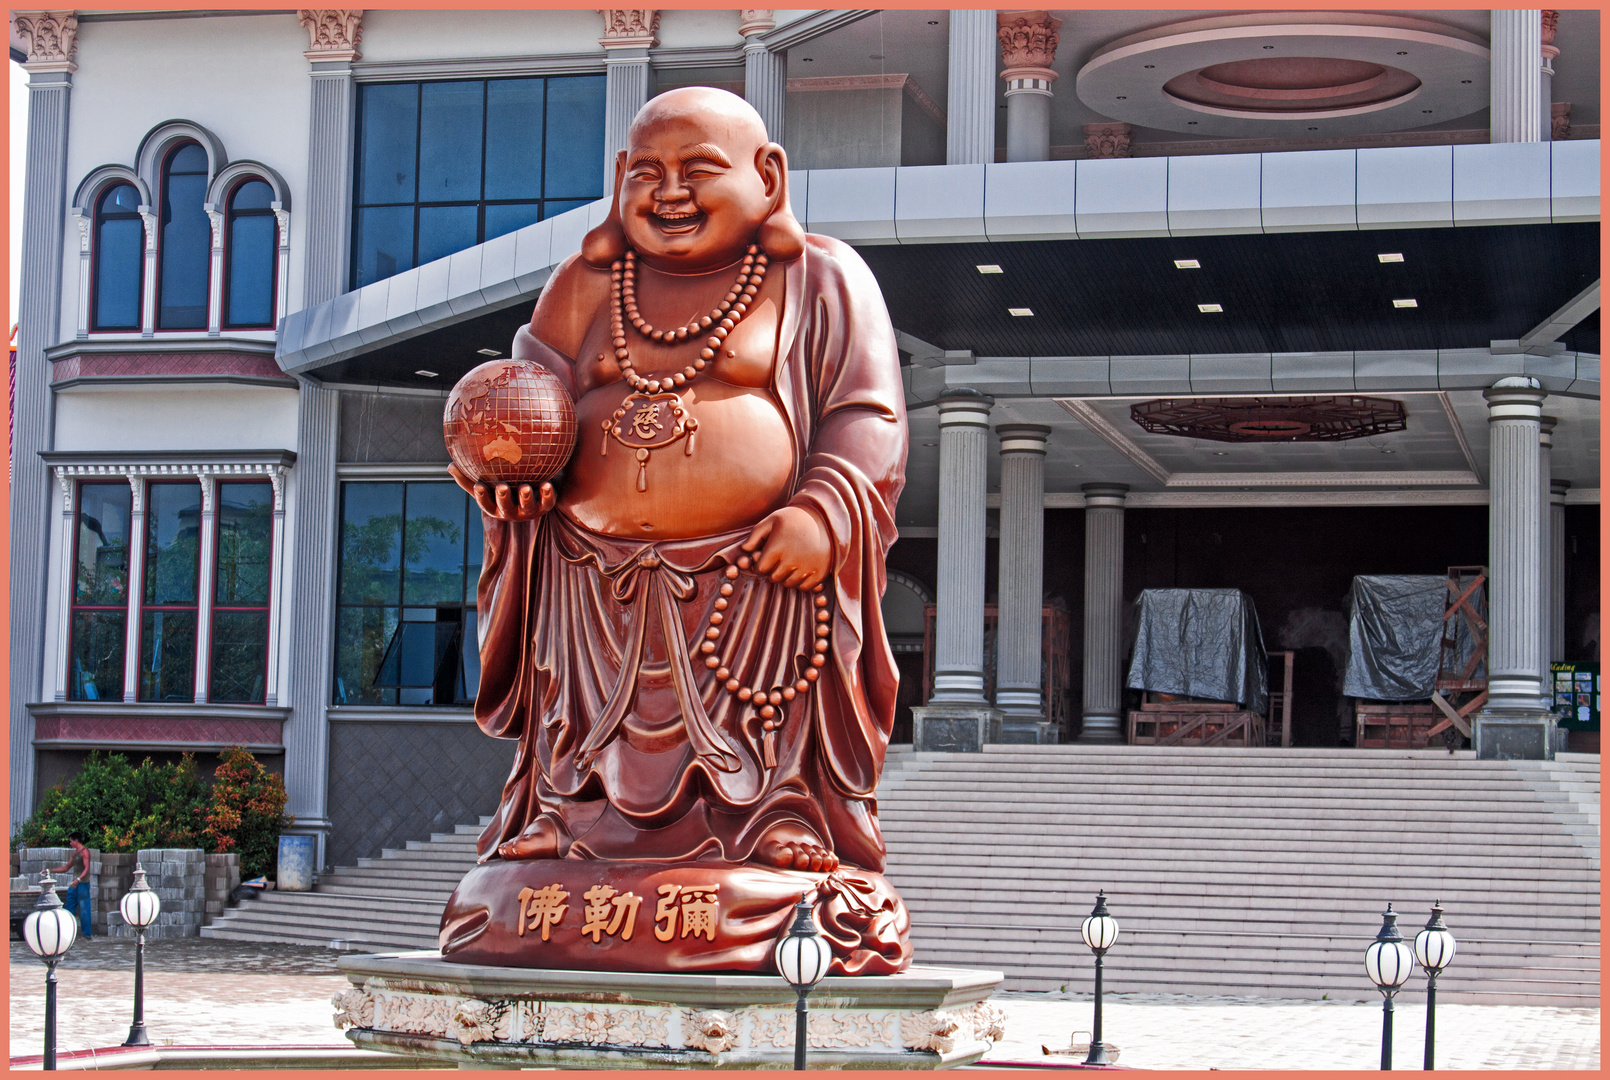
<box><xmin>561</xmin><ymin>379</ymin><xmax>795</xmax><ymax>539</ymax></box>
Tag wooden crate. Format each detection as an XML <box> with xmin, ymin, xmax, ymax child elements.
<box><xmin>1354</xmin><ymin>702</ymin><xmax>1440</xmax><ymax>749</ymax></box>
<box><xmin>1128</xmin><ymin>695</ymin><xmax>1265</xmax><ymax>747</ymax></box>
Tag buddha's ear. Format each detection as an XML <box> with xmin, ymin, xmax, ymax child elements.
<box><xmin>581</xmin><ymin>150</ymin><xmax>628</xmax><ymax>268</ymax></box>
<box><xmin>755</xmin><ymin>142</ymin><xmax>805</xmax><ymax>261</ymax></box>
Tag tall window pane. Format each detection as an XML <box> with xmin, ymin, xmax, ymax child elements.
<box><xmin>353</xmin><ymin>205</ymin><xmax>415</xmax><ymax>289</ymax></box>
<box><xmin>139</xmin><ymin>482</ymin><xmax>201</xmax><ymax>702</ymax></box>
<box><xmin>334</xmin><ymin>481</ymin><xmax>483</xmax><ymax>706</ymax></box>
<box><xmin>357</xmin><ymin>82</ymin><xmax>418</xmax><ymax>205</ymax></box>
<box><xmin>544</xmin><ymin>75</ymin><xmax>607</xmax><ymax>199</ymax></box>
<box><xmin>484</xmin><ymin>202</ymin><xmax>543</xmax><ymax>241</ymax></box>
<box><xmin>157</xmin><ymin>142</ymin><xmax>210</xmax><ymax>329</ymax></box>
<box><xmin>93</xmin><ymin>184</ymin><xmax>143</xmax><ymax>331</ymax></box>
<box><xmin>210</xmin><ymin>481</ymin><xmax>274</xmax><ymax>703</ymax></box>
<box><xmin>484</xmin><ymin>79</ymin><xmax>545</xmax><ymax>201</ymax></box>
<box><xmin>419</xmin><ymin>81</ymin><xmax>484</xmax><ymax>202</ymax></box>
<box><xmin>70</xmin><ymin>483</ymin><xmax>132</xmax><ymax>701</ymax></box>
<box><xmin>417</xmin><ymin>205</ymin><xmax>480</xmax><ymax>266</ymax></box>
<box><xmin>224</xmin><ymin>180</ymin><xmax>276</xmax><ymax>328</ymax></box>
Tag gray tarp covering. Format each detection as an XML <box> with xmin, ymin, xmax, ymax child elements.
<box><xmin>1342</xmin><ymin>574</ymin><xmax>1486</xmax><ymax>701</ymax></box>
<box><xmin>1126</xmin><ymin>589</ymin><xmax>1269</xmax><ymax>716</ymax></box>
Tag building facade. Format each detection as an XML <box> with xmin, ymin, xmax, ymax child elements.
<box><xmin>9</xmin><ymin>8</ymin><xmax>1600</xmax><ymax>869</ymax></box>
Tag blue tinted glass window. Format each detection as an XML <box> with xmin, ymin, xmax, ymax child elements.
<box><xmin>225</xmin><ymin>180</ymin><xmax>276</xmax><ymax>328</ymax></box>
<box><xmin>70</xmin><ymin>482</ymin><xmax>132</xmax><ymax>702</ymax></box>
<box><xmin>542</xmin><ymin>199</ymin><xmax>592</xmax><ymax>222</ymax></box>
<box><xmin>93</xmin><ymin>183</ymin><xmax>143</xmax><ymax>331</ymax></box>
<box><xmin>417</xmin><ymin>205</ymin><xmax>479</xmax><ymax>265</ymax></box>
<box><xmin>484</xmin><ymin>79</ymin><xmax>544</xmax><ymax>201</ymax></box>
<box><xmin>158</xmin><ymin>142</ymin><xmax>210</xmax><ymax>329</ymax></box>
<box><xmin>544</xmin><ymin>76</ymin><xmax>607</xmax><ymax>198</ymax></box>
<box><xmin>484</xmin><ymin>202</ymin><xmax>544</xmax><ymax>241</ymax></box>
<box><xmin>358</xmin><ymin>82</ymin><xmax>418</xmax><ymax>205</ymax></box>
<box><xmin>353</xmin><ymin>205</ymin><xmax>414</xmax><ymax>288</ymax></box>
<box><xmin>419</xmin><ymin>81</ymin><xmax>484</xmax><ymax>202</ymax></box>
<box><xmin>210</xmin><ymin>480</ymin><xmax>273</xmax><ymax>703</ymax></box>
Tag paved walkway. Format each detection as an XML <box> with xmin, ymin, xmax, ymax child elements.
<box><xmin>9</xmin><ymin>940</ymin><xmax>1601</xmax><ymax>1069</ymax></box>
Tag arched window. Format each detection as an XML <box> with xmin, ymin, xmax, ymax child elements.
<box><xmin>91</xmin><ymin>183</ymin><xmax>143</xmax><ymax>331</ymax></box>
<box><xmin>156</xmin><ymin>142</ymin><xmax>210</xmax><ymax>330</ymax></box>
<box><xmin>224</xmin><ymin>179</ymin><xmax>277</xmax><ymax>329</ymax></box>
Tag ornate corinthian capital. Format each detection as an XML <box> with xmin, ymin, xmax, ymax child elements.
<box><xmin>11</xmin><ymin>10</ymin><xmax>79</xmax><ymax>72</ymax></box>
<box><xmin>1083</xmin><ymin>122</ymin><xmax>1132</xmax><ymax>160</ymax></box>
<box><xmin>1541</xmin><ymin>9</ymin><xmax>1559</xmax><ymax>46</ymax></box>
<box><xmin>599</xmin><ymin>9</ymin><xmax>659</xmax><ymax>50</ymax></box>
<box><xmin>298</xmin><ymin>9</ymin><xmax>364</xmax><ymax>61</ymax></box>
<box><xmin>737</xmin><ymin>10</ymin><xmax>775</xmax><ymax>39</ymax></box>
<box><xmin>997</xmin><ymin>10</ymin><xmax>1061</xmax><ymax>72</ymax></box>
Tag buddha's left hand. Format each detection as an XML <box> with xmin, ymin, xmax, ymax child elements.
<box><xmin>742</xmin><ymin>505</ymin><xmax>832</xmax><ymax>591</ymax></box>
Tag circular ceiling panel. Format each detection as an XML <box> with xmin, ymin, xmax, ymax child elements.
<box><xmin>1130</xmin><ymin>396</ymin><xmax>1408</xmax><ymax>443</ymax></box>
<box><xmin>1076</xmin><ymin>12</ymin><xmax>1488</xmax><ymax>137</ymax></box>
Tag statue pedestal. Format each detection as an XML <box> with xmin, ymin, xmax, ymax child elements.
<box><xmin>334</xmin><ymin>951</ymin><xmax>1006</xmax><ymax>1069</ymax></box>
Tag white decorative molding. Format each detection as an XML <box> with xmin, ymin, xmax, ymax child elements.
<box><xmin>206</xmin><ymin>205</ymin><xmax>226</xmax><ymax>336</ymax></box>
<box><xmin>1166</xmin><ymin>469</ymin><xmax>1481</xmax><ymax>489</ymax></box>
<box><xmin>299</xmin><ymin>9</ymin><xmax>364</xmax><ymax>61</ymax></box>
<box><xmin>785</xmin><ymin>73</ymin><xmax>946</xmax><ymax>127</ymax></box>
<box><xmin>599</xmin><ymin>9</ymin><xmax>660</xmax><ymax>50</ymax></box>
<box><xmin>11</xmin><ymin>10</ymin><xmax>78</xmax><ymax>72</ymax></box>
<box><xmin>1057</xmin><ymin>398</ymin><xmax>1170</xmax><ymax>483</ymax></box>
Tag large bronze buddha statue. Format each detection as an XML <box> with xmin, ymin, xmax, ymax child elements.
<box><xmin>440</xmin><ymin>87</ymin><xmax>911</xmax><ymax>976</ymax></box>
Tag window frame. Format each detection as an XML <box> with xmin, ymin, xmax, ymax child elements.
<box><xmin>88</xmin><ymin>183</ymin><xmax>145</xmax><ymax>334</ymax></box>
<box><xmin>67</xmin><ymin>480</ymin><xmax>133</xmax><ymax>703</ymax></box>
<box><xmin>208</xmin><ymin>478</ymin><xmax>277</xmax><ymax>704</ymax></box>
<box><xmin>154</xmin><ymin>139</ymin><xmax>213</xmax><ymax>332</ymax></box>
<box><xmin>221</xmin><ymin>176</ymin><xmax>280</xmax><ymax>331</ymax></box>
<box><xmin>135</xmin><ymin>480</ymin><xmax>204</xmax><ymax>704</ymax></box>
<box><xmin>349</xmin><ymin>73</ymin><xmax>605</xmax><ymax>290</ymax></box>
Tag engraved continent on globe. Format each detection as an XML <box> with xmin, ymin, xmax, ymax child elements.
<box><xmin>444</xmin><ymin>360</ymin><xmax>577</xmax><ymax>485</ymax></box>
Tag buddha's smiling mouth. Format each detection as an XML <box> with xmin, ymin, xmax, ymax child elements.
<box><xmin>652</xmin><ymin>209</ymin><xmax>705</xmax><ymax>233</ymax></box>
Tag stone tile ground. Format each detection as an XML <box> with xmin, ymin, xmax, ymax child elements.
<box><xmin>9</xmin><ymin>940</ymin><xmax>1601</xmax><ymax>1069</ymax></box>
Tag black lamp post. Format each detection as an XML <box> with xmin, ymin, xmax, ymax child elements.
<box><xmin>1364</xmin><ymin>904</ymin><xmax>1415</xmax><ymax>1070</ymax></box>
<box><xmin>773</xmin><ymin>896</ymin><xmax>830</xmax><ymax>1070</ymax></box>
<box><xmin>1413</xmin><ymin>902</ymin><xmax>1457</xmax><ymax>1071</ymax></box>
<box><xmin>119</xmin><ymin>862</ymin><xmax>162</xmax><ymax>1047</ymax></box>
<box><xmin>23</xmin><ymin>869</ymin><xmax>81</xmax><ymax>1070</ymax></box>
<box><xmin>1079</xmin><ymin>891</ymin><xmax>1120</xmax><ymax>1067</ymax></box>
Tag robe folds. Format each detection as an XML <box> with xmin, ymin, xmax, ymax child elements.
<box><xmin>474</xmin><ymin>234</ymin><xmax>909</xmax><ymax>875</ymax></box>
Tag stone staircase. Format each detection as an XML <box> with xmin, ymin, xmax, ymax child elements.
<box><xmin>203</xmin><ymin>745</ymin><xmax>1599</xmax><ymax>1006</ymax></box>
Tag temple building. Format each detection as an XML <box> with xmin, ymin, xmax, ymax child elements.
<box><xmin>8</xmin><ymin>7</ymin><xmax>1599</xmax><ymax>875</ymax></box>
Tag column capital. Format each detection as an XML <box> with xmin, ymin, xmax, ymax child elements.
<box><xmin>997</xmin><ymin>10</ymin><xmax>1060</xmax><ymax>70</ymax></box>
<box><xmin>11</xmin><ymin>10</ymin><xmax>78</xmax><ymax>73</ymax></box>
<box><xmin>1550</xmin><ymin>478</ymin><xmax>1570</xmax><ymax>502</ymax></box>
<box><xmin>1484</xmin><ymin>376</ymin><xmax>1547</xmax><ymax>419</ymax></box>
<box><xmin>298</xmin><ymin>9</ymin><xmax>363</xmax><ymax>62</ymax></box>
<box><xmin>937</xmin><ymin>389</ymin><xmax>995</xmax><ymax>427</ymax></box>
<box><xmin>599</xmin><ymin>9</ymin><xmax>659</xmax><ymax>50</ymax></box>
<box><xmin>1539</xmin><ymin>414</ymin><xmax>1558</xmax><ymax>445</ymax></box>
<box><xmin>737</xmin><ymin>9</ymin><xmax>775</xmax><ymax>39</ymax></box>
<box><xmin>1081</xmin><ymin>482</ymin><xmax>1129</xmax><ymax>508</ymax></box>
<box><xmin>995</xmin><ymin>423</ymin><xmax>1051</xmax><ymax>454</ymax></box>
<box><xmin>1084</xmin><ymin>122</ymin><xmax>1133</xmax><ymax>159</ymax></box>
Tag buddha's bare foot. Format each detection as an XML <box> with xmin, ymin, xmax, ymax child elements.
<box><xmin>757</xmin><ymin>824</ymin><xmax>839</xmax><ymax>873</ymax></box>
<box><xmin>496</xmin><ymin>814</ymin><xmax>568</xmax><ymax>860</ymax></box>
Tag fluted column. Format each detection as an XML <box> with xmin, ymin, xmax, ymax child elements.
<box><xmin>282</xmin><ymin>383</ymin><xmax>340</xmax><ymax>866</ymax></box>
<box><xmin>1477</xmin><ymin>377</ymin><xmax>1554</xmax><ymax>759</ymax></box>
<box><xmin>994</xmin><ymin>425</ymin><xmax>1050</xmax><ymax>741</ymax></box>
<box><xmin>299</xmin><ymin>10</ymin><xmax>363</xmax><ymax>305</ymax></box>
<box><xmin>1537</xmin><ymin>416</ymin><xmax>1556</xmax><ymax>701</ymax></box>
<box><xmin>9</xmin><ymin>11</ymin><xmax>77</xmax><ymax>825</ymax></box>
<box><xmin>740</xmin><ymin>10</ymin><xmax>785</xmax><ymax>145</ymax></box>
<box><xmin>1079</xmin><ymin>484</ymin><xmax>1128</xmax><ymax>743</ymax></box>
<box><xmin>600</xmin><ymin>10</ymin><xmax>659</xmax><ymax>190</ymax></box>
<box><xmin>1540</xmin><ymin>10</ymin><xmax>1558</xmax><ymax>141</ymax></box>
<box><xmin>1491</xmin><ymin>10</ymin><xmax>1543</xmax><ymax>143</ymax></box>
<box><xmin>997</xmin><ymin>10</ymin><xmax>1059</xmax><ymax>163</ymax></box>
<box><xmin>946</xmin><ymin>10</ymin><xmax>997</xmax><ymax>164</ymax></box>
<box><xmin>1550</xmin><ymin>479</ymin><xmax>1568</xmax><ymax>662</ymax></box>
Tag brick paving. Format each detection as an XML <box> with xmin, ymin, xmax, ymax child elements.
<box><xmin>9</xmin><ymin>940</ymin><xmax>1601</xmax><ymax>1068</ymax></box>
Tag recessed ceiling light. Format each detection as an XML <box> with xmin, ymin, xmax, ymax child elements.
<box><xmin>1461</xmin><ymin>79</ymin><xmax>1472</xmax><ymax>84</ymax></box>
<box><xmin>1198</xmin><ymin>303</ymin><xmax>1223</xmax><ymax>313</ymax></box>
<box><xmin>1380</xmin><ymin>448</ymin><xmax>1397</xmax><ymax>454</ymax></box>
<box><xmin>921</xmin><ymin>442</ymin><xmax>937</xmax><ymax>447</ymax></box>
<box><xmin>1422</xmin><ymin>110</ymin><xmax>1433</xmax><ymax>114</ymax></box>
<box><xmin>1144</xmin><ymin>64</ymin><xmax>1155</xmax><ymax>69</ymax></box>
<box><xmin>1116</xmin><ymin>95</ymin><xmax>1126</xmax><ymax>100</ymax></box>
<box><xmin>1397</xmin><ymin>51</ymin><xmax>1408</xmax><ymax>55</ymax></box>
<box><xmin>1393</xmin><ymin>299</ymin><xmax>1418</xmax><ymax>308</ymax></box>
<box><xmin>1187</xmin><ymin>121</ymin><xmax>1198</xmax><ymax>125</ymax></box>
<box><xmin>1174</xmin><ymin>259</ymin><xmax>1201</xmax><ymax>269</ymax></box>
<box><xmin>477</xmin><ymin>347</ymin><xmax>501</xmax><ymax>356</ymax></box>
<box><xmin>1263</xmin><ymin>45</ymin><xmax>1275</xmax><ymax>49</ymax></box>
<box><xmin>1008</xmin><ymin>307</ymin><xmax>1034</xmax><ymax>317</ymax></box>
<box><xmin>1378</xmin><ymin>253</ymin><xmax>1405</xmax><ymax>263</ymax></box>
<box><xmin>1213</xmin><ymin>451</ymin><xmax>1228</xmax><ymax>456</ymax></box>
<box><xmin>927</xmin><ymin>20</ymin><xmax>938</xmax><ymax>25</ymax></box>
<box><xmin>1308</xmin><ymin>126</ymin><xmax>1319</xmax><ymax>131</ymax></box>
<box><xmin>801</xmin><ymin>57</ymin><xmax>813</xmax><ymax>62</ymax></box>
<box><xmin>869</xmin><ymin>54</ymin><xmax>885</xmax><ymax>60</ymax></box>
<box><xmin>977</xmin><ymin>264</ymin><xmax>1003</xmax><ymax>274</ymax></box>
<box><xmin>415</xmin><ymin>369</ymin><xmax>438</xmax><ymax>378</ymax></box>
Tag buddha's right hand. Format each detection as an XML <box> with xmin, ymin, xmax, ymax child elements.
<box><xmin>449</xmin><ymin>464</ymin><xmax>556</xmax><ymax>521</ymax></box>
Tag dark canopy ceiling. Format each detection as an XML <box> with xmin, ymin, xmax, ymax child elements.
<box><xmin>307</xmin><ymin>221</ymin><xmax>1598</xmax><ymax>391</ymax></box>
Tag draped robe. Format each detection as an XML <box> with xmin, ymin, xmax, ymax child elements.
<box><xmin>473</xmin><ymin>234</ymin><xmax>908</xmax><ymax>874</ymax></box>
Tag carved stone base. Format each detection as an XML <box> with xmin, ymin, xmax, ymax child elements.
<box><xmin>334</xmin><ymin>951</ymin><xmax>1006</xmax><ymax>1069</ymax></box>
<box><xmin>911</xmin><ymin>704</ymin><xmax>1002</xmax><ymax>752</ymax></box>
<box><xmin>1474</xmin><ymin>707</ymin><xmax>1558</xmax><ymax>760</ymax></box>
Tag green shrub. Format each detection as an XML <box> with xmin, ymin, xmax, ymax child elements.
<box><xmin>203</xmin><ymin>746</ymin><xmax>291</xmax><ymax>880</ymax></box>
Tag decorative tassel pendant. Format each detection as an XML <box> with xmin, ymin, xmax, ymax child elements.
<box><xmin>762</xmin><ymin>727</ymin><xmax>778</xmax><ymax>769</ymax></box>
<box><xmin>636</xmin><ymin>449</ymin><xmax>649</xmax><ymax>491</ymax></box>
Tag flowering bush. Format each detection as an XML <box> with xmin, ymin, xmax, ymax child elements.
<box><xmin>203</xmin><ymin>746</ymin><xmax>290</xmax><ymax>879</ymax></box>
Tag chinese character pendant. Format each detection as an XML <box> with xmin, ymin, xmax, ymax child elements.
<box><xmin>601</xmin><ymin>391</ymin><xmax>697</xmax><ymax>491</ymax></box>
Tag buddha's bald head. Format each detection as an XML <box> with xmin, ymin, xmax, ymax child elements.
<box><xmin>628</xmin><ymin>86</ymin><xmax>771</xmax><ymax>158</ymax></box>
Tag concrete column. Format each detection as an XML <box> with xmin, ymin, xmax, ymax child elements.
<box><xmin>1476</xmin><ymin>377</ymin><xmax>1554</xmax><ymax>759</ymax></box>
<box><xmin>946</xmin><ymin>10</ymin><xmax>998</xmax><ymax>164</ymax></box>
<box><xmin>997</xmin><ymin>10</ymin><xmax>1060</xmax><ymax>163</ymax></box>
<box><xmin>8</xmin><ymin>13</ymin><xmax>77</xmax><ymax>822</ymax></box>
<box><xmin>912</xmin><ymin>391</ymin><xmax>1002</xmax><ymax>751</ymax></box>
<box><xmin>1550</xmin><ymin>479</ymin><xmax>1568</xmax><ymax>663</ymax></box>
<box><xmin>600</xmin><ymin>10</ymin><xmax>660</xmax><ymax>190</ymax></box>
<box><xmin>1537</xmin><ymin>416</ymin><xmax>1556</xmax><ymax>701</ymax></box>
<box><xmin>994</xmin><ymin>425</ymin><xmax>1050</xmax><ymax>742</ymax></box>
<box><xmin>740</xmin><ymin>11</ymin><xmax>786</xmax><ymax>145</ymax></box>
<box><xmin>1540</xmin><ymin>10</ymin><xmax>1559</xmax><ymax>141</ymax></box>
<box><xmin>299</xmin><ymin>11</ymin><xmax>363</xmax><ymax>305</ymax></box>
<box><xmin>282</xmin><ymin>382</ymin><xmax>340</xmax><ymax>866</ymax></box>
<box><xmin>1491</xmin><ymin>10</ymin><xmax>1543</xmax><ymax>143</ymax></box>
<box><xmin>1079</xmin><ymin>484</ymin><xmax>1128</xmax><ymax>743</ymax></box>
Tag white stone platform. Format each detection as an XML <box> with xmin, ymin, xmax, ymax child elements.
<box><xmin>333</xmin><ymin>951</ymin><xmax>1005</xmax><ymax>1069</ymax></box>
